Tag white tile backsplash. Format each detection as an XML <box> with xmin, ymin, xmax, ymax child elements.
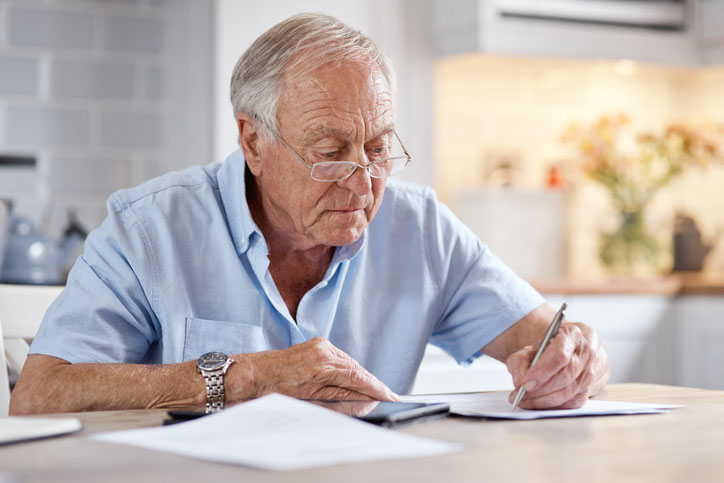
<box><xmin>104</xmin><ymin>14</ymin><xmax>162</xmax><ymax>54</ymax></box>
<box><xmin>51</xmin><ymin>58</ymin><xmax>135</xmax><ymax>100</ymax></box>
<box><xmin>143</xmin><ymin>65</ymin><xmax>161</xmax><ymax>101</ymax></box>
<box><xmin>8</xmin><ymin>7</ymin><xmax>94</xmax><ymax>50</ymax></box>
<box><xmin>0</xmin><ymin>54</ymin><xmax>39</xmax><ymax>95</ymax></box>
<box><xmin>47</xmin><ymin>155</ymin><xmax>131</xmax><ymax>194</ymax></box>
<box><xmin>0</xmin><ymin>0</ymin><xmax>212</xmax><ymax>238</ymax></box>
<box><xmin>6</xmin><ymin>105</ymin><xmax>91</xmax><ymax>147</ymax></box>
<box><xmin>0</xmin><ymin>165</ymin><xmax>36</xmax><ymax>196</ymax></box>
<box><xmin>100</xmin><ymin>110</ymin><xmax>161</xmax><ymax>148</ymax></box>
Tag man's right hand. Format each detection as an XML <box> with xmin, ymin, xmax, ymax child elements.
<box><xmin>233</xmin><ymin>337</ymin><xmax>398</xmax><ymax>402</ymax></box>
<box><xmin>10</xmin><ymin>338</ymin><xmax>397</xmax><ymax>415</ymax></box>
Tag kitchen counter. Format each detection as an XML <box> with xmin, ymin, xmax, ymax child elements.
<box><xmin>532</xmin><ymin>272</ymin><xmax>724</xmax><ymax>295</ymax></box>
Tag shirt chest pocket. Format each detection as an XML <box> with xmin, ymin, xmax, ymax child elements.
<box><xmin>183</xmin><ymin>317</ymin><xmax>268</xmax><ymax>361</ymax></box>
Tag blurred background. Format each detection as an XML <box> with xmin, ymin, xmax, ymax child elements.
<box><xmin>1</xmin><ymin>0</ymin><xmax>723</xmax><ymax>391</ymax></box>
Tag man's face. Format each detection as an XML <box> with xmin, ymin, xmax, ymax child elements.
<box><xmin>251</xmin><ymin>59</ymin><xmax>394</xmax><ymax>249</ymax></box>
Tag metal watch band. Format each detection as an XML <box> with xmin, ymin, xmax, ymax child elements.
<box><xmin>203</xmin><ymin>372</ymin><xmax>227</xmax><ymax>413</ymax></box>
<box><xmin>197</xmin><ymin>353</ymin><xmax>234</xmax><ymax>414</ymax></box>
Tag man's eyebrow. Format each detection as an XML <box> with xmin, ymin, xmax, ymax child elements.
<box><xmin>301</xmin><ymin>126</ymin><xmax>352</xmax><ymax>144</ymax></box>
<box><xmin>301</xmin><ymin>125</ymin><xmax>396</xmax><ymax>144</ymax></box>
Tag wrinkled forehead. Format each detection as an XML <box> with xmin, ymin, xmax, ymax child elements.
<box><xmin>278</xmin><ymin>56</ymin><xmax>394</xmax><ymax>120</ymax></box>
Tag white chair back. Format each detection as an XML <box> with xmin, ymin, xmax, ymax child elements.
<box><xmin>0</xmin><ymin>284</ymin><xmax>64</xmax><ymax>416</ymax></box>
<box><xmin>0</xmin><ymin>317</ymin><xmax>10</xmax><ymax>415</ymax></box>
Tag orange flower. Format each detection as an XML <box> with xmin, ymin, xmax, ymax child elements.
<box><xmin>561</xmin><ymin>114</ymin><xmax>724</xmax><ymax>212</ymax></box>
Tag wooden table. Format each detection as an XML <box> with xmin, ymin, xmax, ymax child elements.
<box><xmin>2</xmin><ymin>384</ymin><xmax>723</xmax><ymax>483</ymax></box>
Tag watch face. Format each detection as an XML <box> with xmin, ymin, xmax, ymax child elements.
<box><xmin>197</xmin><ymin>351</ymin><xmax>229</xmax><ymax>372</ymax></box>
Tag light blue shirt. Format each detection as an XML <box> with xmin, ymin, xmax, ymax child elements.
<box><xmin>30</xmin><ymin>149</ymin><xmax>544</xmax><ymax>394</ymax></box>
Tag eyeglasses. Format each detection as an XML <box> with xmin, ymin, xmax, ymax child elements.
<box><xmin>267</xmin><ymin>126</ymin><xmax>412</xmax><ymax>182</ymax></box>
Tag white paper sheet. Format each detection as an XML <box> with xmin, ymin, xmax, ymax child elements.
<box><xmin>400</xmin><ymin>391</ymin><xmax>679</xmax><ymax>420</ymax></box>
<box><xmin>0</xmin><ymin>417</ymin><xmax>82</xmax><ymax>444</ymax></box>
<box><xmin>91</xmin><ymin>394</ymin><xmax>461</xmax><ymax>470</ymax></box>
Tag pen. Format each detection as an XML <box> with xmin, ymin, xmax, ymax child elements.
<box><xmin>511</xmin><ymin>302</ymin><xmax>567</xmax><ymax>410</ymax></box>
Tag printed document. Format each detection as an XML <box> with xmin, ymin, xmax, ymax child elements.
<box><xmin>92</xmin><ymin>393</ymin><xmax>461</xmax><ymax>470</ymax></box>
<box><xmin>400</xmin><ymin>391</ymin><xmax>678</xmax><ymax>419</ymax></box>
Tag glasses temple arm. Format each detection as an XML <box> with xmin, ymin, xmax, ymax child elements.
<box><xmin>393</xmin><ymin>131</ymin><xmax>412</xmax><ymax>161</ymax></box>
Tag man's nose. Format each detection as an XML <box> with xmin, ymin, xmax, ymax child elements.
<box><xmin>338</xmin><ymin>152</ymin><xmax>372</xmax><ymax>194</ymax></box>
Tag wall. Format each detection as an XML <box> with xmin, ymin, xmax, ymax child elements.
<box><xmin>0</xmin><ymin>0</ymin><xmax>213</xmax><ymax>238</ymax></box>
<box><xmin>213</xmin><ymin>0</ymin><xmax>436</xmax><ymax>188</ymax></box>
<box><xmin>435</xmin><ymin>54</ymin><xmax>724</xmax><ymax>278</ymax></box>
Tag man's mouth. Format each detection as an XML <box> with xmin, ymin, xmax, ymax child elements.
<box><xmin>328</xmin><ymin>207</ymin><xmax>364</xmax><ymax>213</ymax></box>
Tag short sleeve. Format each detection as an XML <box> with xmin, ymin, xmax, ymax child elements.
<box><xmin>29</xmin><ymin>197</ymin><xmax>160</xmax><ymax>364</ymax></box>
<box><xmin>428</xmin><ymin>202</ymin><xmax>545</xmax><ymax>366</ymax></box>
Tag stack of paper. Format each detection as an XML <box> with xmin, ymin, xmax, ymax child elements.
<box><xmin>400</xmin><ymin>391</ymin><xmax>679</xmax><ymax>420</ymax></box>
<box><xmin>92</xmin><ymin>394</ymin><xmax>461</xmax><ymax>470</ymax></box>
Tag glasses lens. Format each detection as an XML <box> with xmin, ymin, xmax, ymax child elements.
<box><xmin>307</xmin><ymin>134</ymin><xmax>411</xmax><ymax>181</ymax></box>
<box><xmin>311</xmin><ymin>162</ymin><xmax>357</xmax><ymax>182</ymax></box>
<box><xmin>369</xmin><ymin>157</ymin><xmax>408</xmax><ymax>178</ymax></box>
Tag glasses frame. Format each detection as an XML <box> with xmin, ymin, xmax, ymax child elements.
<box><xmin>267</xmin><ymin>126</ymin><xmax>412</xmax><ymax>182</ymax></box>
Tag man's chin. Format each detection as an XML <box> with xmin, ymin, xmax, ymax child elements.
<box><xmin>321</xmin><ymin>227</ymin><xmax>366</xmax><ymax>247</ymax></box>
<box><xmin>313</xmin><ymin>212</ymin><xmax>369</xmax><ymax>246</ymax></box>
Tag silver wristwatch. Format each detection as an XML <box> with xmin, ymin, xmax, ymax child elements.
<box><xmin>196</xmin><ymin>351</ymin><xmax>235</xmax><ymax>414</ymax></box>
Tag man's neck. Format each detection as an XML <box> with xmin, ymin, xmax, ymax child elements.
<box><xmin>265</xmin><ymin>243</ymin><xmax>335</xmax><ymax>321</ymax></box>
<box><xmin>246</xmin><ymin>174</ymin><xmax>334</xmax><ymax>319</ymax></box>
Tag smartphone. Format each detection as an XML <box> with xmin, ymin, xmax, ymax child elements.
<box><xmin>309</xmin><ymin>400</ymin><xmax>450</xmax><ymax>427</ymax></box>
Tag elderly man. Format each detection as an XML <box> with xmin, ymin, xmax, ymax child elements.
<box><xmin>10</xmin><ymin>13</ymin><xmax>608</xmax><ymax>415</ymax></box>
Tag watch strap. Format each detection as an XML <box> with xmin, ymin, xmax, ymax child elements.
<box><xmin>197</xmin><ymin>355</ymin><xmax>234</xmax><ymax>414</ymax></box>
<box><xmin>202</xmin><ymin>370</ymin><xmax>227</xmax><ymax>413</ymax></box>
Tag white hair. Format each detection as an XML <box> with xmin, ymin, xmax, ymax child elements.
<box><xmin>229</xmin><ymin>13</ymin><xmax>397</xmax><ymax>140</ymax></box>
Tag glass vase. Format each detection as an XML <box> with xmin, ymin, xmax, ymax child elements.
<box><xmin>599</xmin><ymin>209</ymin><xmax>660</xmax><ymax>276</ymax></box>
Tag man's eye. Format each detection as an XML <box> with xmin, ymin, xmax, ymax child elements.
<box><xmin>368</xmin><ymin>147</ymin><xmax>388</xmax><ymax>157</ymax></box>
<box><xmin>322</xmin><ymin>151</ymin><xmax>340</xmax><ymax>159</ymax></box>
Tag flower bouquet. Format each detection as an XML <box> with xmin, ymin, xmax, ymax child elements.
<box><xmin>561</xmin><ymin>114</ymin><xmax>724</xmax><ymax>274</ymax></box>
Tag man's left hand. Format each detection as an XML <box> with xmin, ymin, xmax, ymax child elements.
<box><xmin>505</xmin><ymin>322</ymin><xmax>610</xmax><ymax>409</ymax></box>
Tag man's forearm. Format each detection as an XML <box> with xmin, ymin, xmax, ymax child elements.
<box><xmin>483</xmin><ymin>303</ymin><xmax>556</xmax><ymax>362</ymax></box>
<box><xmin>9</xmin><ymin>355</ymin><xmax>207</xmax><ymax>415</ymax></box>
<box><xmin>10</xmin><ymin>339</ymin><xmax>397</xmax><ymax>415</ymax></box>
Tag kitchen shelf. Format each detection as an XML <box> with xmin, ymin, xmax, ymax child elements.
<box><xmin>532</xmin><ymin>273</ymin><xmax>724</xmax><ymax>296</ymax></box>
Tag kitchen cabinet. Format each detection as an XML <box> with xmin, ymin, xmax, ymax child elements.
<box><xmin>411</xmin><ymin>348</ymin><xmax>515</xmax><ymax>394</ymax></box>
<box><xmin>431</xmin><ymin>0</ymin><xmax>724</xmax><ymax>66</ymax></box>
<box><xmin>677</xmin><ymin>296</ymin><xmax>724</xmax><ymax>390</ymax></box>
<box><xmin>412</xmin><ymin>292</ymin><xmax>724</xmax><ymax>394</ymax></box>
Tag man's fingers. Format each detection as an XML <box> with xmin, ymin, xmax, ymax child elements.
<box><xmin>300</xmin><ymin>338</ymin><xmax>398</xmax><ymax>401</ymax></box>
<box><xmin>309</xmin><ymin>386</ymin><xmax>376</xmax><ymax>402</ymax></box>
<box><xmin>328</xmin><ymin>359</ymin><xmax>399</xmax><ymax>401</ymax></box>
<box><xmin>506</xmin><ymin>323</ymin><xmax>603</xmax><ymax>410</ymax></box>
<box><xmin>516</xmin><ymin>324</ymin><xmax>588</xmax><ymax>392</ymax></box>
<box><xmin>526</xmin><ymin>331</ymin><xmax>593</xmax><ymax>397</ymax></box>
<box><xmin>510</xmin><ymin>359</ymin><xmax>595</xmax><ymax>409</ymax></box>
<box><xmin>246</xmin><ymin>338</ymin><xmax>398</xmax><ymax>402</ymax></box>
<box><xmin>506</xmin><ymin>346</ymin><xmax>536</xmax><ymax>387</ymax></box>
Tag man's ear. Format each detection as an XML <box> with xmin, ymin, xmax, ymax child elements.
<box><xmin>237</xmin><ymin>113</ymin><xmax>263</xmax><ymax>176</ymax></box>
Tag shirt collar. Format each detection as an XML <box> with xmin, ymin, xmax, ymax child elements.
<box><xmin>217</xmin><ymin>149</ymin><xmax>262</xmax><ymax>256</ymax></box>
<box><xmin>217</xmin><ymin>148</ymin><xmax>368</xmax><ymax>262</ymax></box>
